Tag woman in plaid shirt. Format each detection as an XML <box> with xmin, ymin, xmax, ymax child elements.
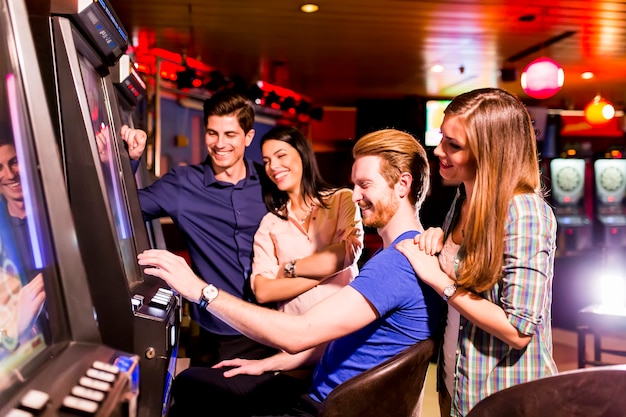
<box><xmin>397</xmin><ymin>87</ymin><xmax>558</xmax><ymax>416</ymax></box>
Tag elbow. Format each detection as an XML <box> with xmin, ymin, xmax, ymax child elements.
<box><xmin>508</xmin><ymin>335</ymin><xmax>532</xmax><ymax>351</ymax></box>
<box><xmin>281</xmin><ymin>339</ymin><xmax>312</xmax><ymax>355</ymax></box>
<box><xmin>252</xmin><ymin>286</ymin><xmax>273</xmax><ymax>304</ymax></box>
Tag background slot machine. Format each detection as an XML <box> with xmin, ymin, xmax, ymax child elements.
<box><xmin>594</xmin><ymin>158</ymin><xmax>626</xmax><ymax>248</ymax></box>
<box><xmin>111</xmin><ymin>54</ymin><xmax>167</xmax><ymax>251</ymax></box>
<box><xmin>0</xmin><ymin>0</ymin><xmax>139</xmax><ymax>414</ymax></box>
<box><xmin>25</xmin><ymin>0</ymin><xmax>179</xmax><ymax>415</ymax></box>
<box><xmin>550</xmin><ymin>158</ymin><xmax>593</xmax><ymax>255</ymax></box>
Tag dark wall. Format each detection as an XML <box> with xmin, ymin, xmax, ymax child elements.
<box><xmin>356</xmin><ymin>96</ymin><xmax>426</xmax><ymax>140</ymax></box>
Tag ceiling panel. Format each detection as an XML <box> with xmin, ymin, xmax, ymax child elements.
<box><xmin>108</xmin><ymin>0</ymin><xmax>626</xmax><ymax>109</ymax></box>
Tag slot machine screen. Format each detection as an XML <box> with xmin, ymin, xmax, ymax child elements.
<box><xmin>0</xmin><ymin>39</ymin><xmax>56</xmax><ymax>394</ymax></box>
<box><xmin>77</xmin><ymin>53</ymin><xmax>141</xmax><ymax>288</ymax></box>
<box><xmin>425</xmin><ymin>99</ymin><xmax>451</xmax><ymax>147</ymax></box>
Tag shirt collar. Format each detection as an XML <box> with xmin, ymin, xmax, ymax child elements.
<box><xmin>202</xmin><ymin>157</ymin><xmax>261</xmax><ymax>187</ymax></box>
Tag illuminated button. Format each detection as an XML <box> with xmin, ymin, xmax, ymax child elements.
<box><xmin>21</xmin><ymin>390</ymin><xmax>49</xmax><ymax>411</ymax></box>
<box><xmin>6</xmin><ymin>410</ymin><xmax>33</xmax><ymax>417</ymax></box>
<box><xmin>79</xmin><ymin>377</ymin><xmax>111</xmax><ymax>392</ymax></box>
<box><xmin>157</xmin><ymin>288</ymin><xmax>174</xmax><ymax>297</ymax></box>
<box><xmin>62</xmin><ymin>395</ymin><xmax>99</xmax><ymax>414</ymax></box>
<box><xmin>149</xmin><ymin>297</ymin><xmax>170</xmax><ymax>308</ymax></box>
<box><xmin>92</xmin><ymin>361</ymin><xmax>120</xmax><ymax>375</ymax></box>
<box><xmin>71</xmin><ymin>386</ymin><xmax>105</xmax><ymax>403</ymax></box>
<box><xmin>151</xmin><ymin>294</ymin><xmax>170</xmax><ymax>303</ymax></box>
<box><xmin>85</xmin><ymin>368</ymin><xmax>116</xmax><ymax>383</ymax></box>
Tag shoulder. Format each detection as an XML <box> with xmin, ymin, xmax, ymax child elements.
<box><xmin>508</xmin><ymin>193</ymin><xmax>555</xmax><ymax>218</ymax></box>
<box><xmin>507</xmin><ymin>193</ymin><xmax>556</xmax><ymax>231</ymax></box>
<box><xmin>322</xmin><ymin>187</ymin><xmax>354</xmax><ymax>204</ymax></box>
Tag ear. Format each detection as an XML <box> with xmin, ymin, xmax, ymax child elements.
<box><xmin>244</xmin><ymin>128</ymin><xmax>256</xmax><ymax>147</ymax></box>
<box><xmin>397</xmin><ymin>172</ymin><xmax>413</xmax><ymax>199</ymax></box>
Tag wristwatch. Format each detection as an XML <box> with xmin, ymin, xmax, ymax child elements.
<box><xmin>198</xmin><ymin>284</ymin><xmax>219</xmax><ymax>309</ymax></box>
<box><xmin>284</xmin><ymin>260</ymin><xmax>297</xmax><ymax>278</ymax></box>
<box><xmin>442</xmin><ymin>284</ymin><xmax>457</xmax><ymax>302</ymax></box>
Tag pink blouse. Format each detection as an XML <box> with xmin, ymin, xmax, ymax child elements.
<box><xmin>251</xmin><ymin>188</ymin><xmax>363</xmax><ymax>315</ymax></box>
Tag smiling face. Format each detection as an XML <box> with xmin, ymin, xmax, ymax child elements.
<box><xmin>351</xmin><ymin>155</ymin><xmax>399</xmax><ymax>229</ymax></box>
<box><xmin>262</xmin><ymin>139</ymin><xmax>303</xmax><ymax>196</ymax></box>
<box><xmin>0</xmin><ymin>144</ymin><xmax>24</xmax><ymax>217</ymax></box>
<box><xmin>435</xmin><ymin>114</ymin><xmax>477</xmax><ymax>186</ymax></box>
<box><xmin>205</xmin><ymin>114</ymin><xmax>254</xmax><ymax>181</ymax></box>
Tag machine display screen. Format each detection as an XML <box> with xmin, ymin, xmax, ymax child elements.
<box><xmin>77</xmin><ymin>53</ymin><xmax>141</xmax><ymax>288</ymax></box>
<box><xmin>0</xmin><ymin>34</ymin><xmax>50</xmax><ymax>391</ymax></box>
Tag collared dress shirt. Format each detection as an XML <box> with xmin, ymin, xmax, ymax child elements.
<box><xmin>138</xmin><ymin>157</ymin><xmax>268</xmax><ymax>335</ymax></box>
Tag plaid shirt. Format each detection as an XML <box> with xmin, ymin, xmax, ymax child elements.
<box><xmin>442</xmin><ymin>189</ymin><xmax>559</xmax><ymax>416</ymax></box>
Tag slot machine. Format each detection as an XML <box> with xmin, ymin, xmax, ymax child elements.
<box><xmin>594</xmin><ymin>158</ymin><xmax>626</xmax><ymax>247</ymax></box>
<box><xmin>25</xmin><ymin>0</ymin><xmax>179</xmax><ymax>416</ymax></box>
<box><xmin>0</xmin><ymin>0</ymin><xmax>139</xmax><ymax>414</ymax></box>
<box><xmin>550</xmin><ymin>158</ymin><xmax>593</xmax><ymax>255</ymax></box>
<box><xmin>111</xmin><ymin>54</ymin><xmax>167</xmax><ymax>250</ymax></box>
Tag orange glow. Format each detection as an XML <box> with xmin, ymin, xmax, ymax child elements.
<box><xmin>584</xmin><ymin>95</ymin><xmax>615</xmax><ymax>126</ymax></box>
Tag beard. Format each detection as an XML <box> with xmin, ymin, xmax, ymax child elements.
<box><xmin>361</xmin><ymin>192</ymin><xmax>399</xmax><ymax>229</ymax></box>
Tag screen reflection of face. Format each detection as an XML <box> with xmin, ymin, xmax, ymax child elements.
<box><xmin>0</xmin><ymin>143</ymin><xmax>23</xmax><ymax>218</ymax></box>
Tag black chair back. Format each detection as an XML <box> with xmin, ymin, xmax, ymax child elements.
<box><xmin>466</xmin><ymin>365</ymin><xmax>626</xmax><ymax>417</ymax></box>
<box><xmin>317</xmin><ymin>338</ymin><xmax>436</xmax><ymax>417</ymax></box>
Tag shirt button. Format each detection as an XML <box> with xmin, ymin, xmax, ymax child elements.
<box><xmin>237</xmin><ymin>210</ymin><xmax>241</xmax><ymax>215</ymax></box>
<box><xmin>459</xmin><ymin>325</ymin><xmax>463</xmax><ymax>330</ymax></box>
<box><xmin>456</xmin><ymin>350</ymin><xmax>460</xmax><ymax>355</ymax></box>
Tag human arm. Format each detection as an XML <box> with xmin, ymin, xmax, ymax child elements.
<box><xmin>138</xmin><ymin>249</ymin><xmax>378</xmax><ymax>354</ymax></box>
<box><xmin>214</xmin><ymin>344</ymin><xmax>326</xmax><ymax>378</ymax></box>
<box><xmin>251</xmin><ymin>190</ymin><xmax>363</xmax><ymax>303</ymax></box>
<box><xmin>120</xmin><ymin>125</ymin><xmax>147</xmax><ymax>161</ymax></box>
<box><xmin>396</xmin><ymin>197</ymin><xmax>554</xmax><ymax>350</ymax></box>
<box><xmin>396</xmin><ymin>240</ymin><xmax>531</xmax><ymax>349</ymax></box>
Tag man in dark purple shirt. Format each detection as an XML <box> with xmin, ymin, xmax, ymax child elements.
<box><xmin>121</xmin><ymin>90</ymin><xmax>275</xmax><ymax>363</ymax></box>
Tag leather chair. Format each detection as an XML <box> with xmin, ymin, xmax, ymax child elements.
<box><xmin>317</xmin><ymin>338</ymin><xmax>435</xmax><ymax>417</ymax></box>
<box><xmin>466</xmin><ymin>364</ymin><xmax>626</xmax><ymax>417</ymax></box>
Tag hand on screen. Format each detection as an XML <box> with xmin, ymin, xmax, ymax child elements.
<box><xmin>17</xmin><ymin>273</ymin><xmax>45</xmax><ymax>337</ymax></box>
<box><xmin>95</xmin><ymin>127</ymin><xmax>111</xmax><ymax>163</ymax></box>
<box><xmin>120</xmin><ymin>125</ymin><xmax>147</xmax><ymax>160</ymax></box>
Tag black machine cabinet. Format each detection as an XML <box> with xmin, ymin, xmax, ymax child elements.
<box><xmin>25</xmin><ymin>0</ymin><xmax>179</xmax><ymax>416</ymax></box>
<box><xmin>0</xmin><ymin>0</ymin><xmax>139</xmax><ymax>414</ymax></box>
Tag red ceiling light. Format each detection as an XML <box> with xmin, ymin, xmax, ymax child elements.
<box><xmin>520</xmin><ymin>57</ymin><xmax>564</xmax><ymax>99</ymax></box>
<box><xmin>584</xmin><ymin>95</ymin><xmax>615</xmax><ymax>126</ymax></box>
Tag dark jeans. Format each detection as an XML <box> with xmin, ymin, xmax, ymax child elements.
<box><xmin>193</xmin><ymin>330</ymin><xmax>279</xmax><ymax>366</ymax></box>
<box><xmin>168</xmin><ymin>366</ymin><xmax>313</xmax><ymax>417</ymax></box>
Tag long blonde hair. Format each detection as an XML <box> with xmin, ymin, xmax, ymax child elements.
<box><xmin>447</xmin><ymin>88</ymin><xmax>542</xmax><ymax>292</ymax></box>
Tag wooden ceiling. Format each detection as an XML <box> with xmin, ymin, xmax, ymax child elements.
<box><xmin>108</xmin><ymin>0</ymin><xmax>626</xmax><ymax>110</ymax></box>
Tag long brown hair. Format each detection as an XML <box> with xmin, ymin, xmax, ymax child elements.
<box><xmin>447</xmin><ymin>88</ymin><xmax>542</xmax><ymax>292</ymax></box>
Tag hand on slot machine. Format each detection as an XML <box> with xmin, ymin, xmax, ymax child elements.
<box><xmin>120</xmin><ymin>125</ymin><xmax>147</xmax><ymax>161</ymax></box>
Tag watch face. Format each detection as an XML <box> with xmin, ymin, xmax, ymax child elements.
<box><xmin>203</xmin><ymin>285</ymin><xmax>219</xmax><ymax>300</ymax></box>
<box><xmin>600</xmin><ymin>166</ymin><xmax>624</xmax><ymax>192</ymax></box>
<box><xmin>556</xmin><ymin>166</ymin><xmax>581</xmax><ymax>192</ymax></box>
<box><xmin>444</xmin><ymin>285</ymin><xmax>456</xmax><ymax>297</ymax></box>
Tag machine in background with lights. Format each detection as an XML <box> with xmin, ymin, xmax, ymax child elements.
<box><xmin>594</xmin><ymin>156</ymin><xmax>626</xmax><ymax>247</ymax></box>
<box><xmin>550</xmin><ymin>157</ymin><xmax>593</xmax><ymax>255</ymax></box>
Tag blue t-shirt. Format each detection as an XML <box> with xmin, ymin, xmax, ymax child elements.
<box><xmin>309</xmin><ymin>230</ymin><xmax>441</xmax><ymax>402</ymax></box>
<box><xmin>138</xmin><ymin>158</ymin><xmax>268</xmax><ymax>335</ymax></box>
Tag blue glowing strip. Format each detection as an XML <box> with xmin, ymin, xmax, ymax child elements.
<box><xmin>6</xmin><ymin>74</ymin><xmax>44</xmax><ymax>268</ymax></box>
<box><xmin>97</xmin><ymin>0</ymin><xmax>128</xmax><ymax>42</ymax></box>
